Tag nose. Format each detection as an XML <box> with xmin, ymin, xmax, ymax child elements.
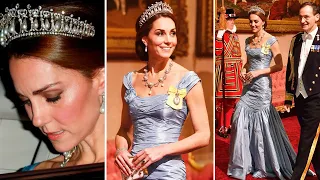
<box><xmin>164</xmin><ymin>34</ymin><xmax>174</xmax><ymax>44</ymax></box>
<box><xmin>28</xmin><ymin>102</ymin><xmax>50</xmax><ymax>128</ymax></box>
<box><xmin>164</xmin><ymin>35</ymin><xmax>170</xmax><ymax>43</ymax></box>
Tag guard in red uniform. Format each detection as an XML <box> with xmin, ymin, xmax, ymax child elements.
<box><xmin>215</xmin><ymin>8</ymin><xmax>243</xmax><ymax>138</ymax></box>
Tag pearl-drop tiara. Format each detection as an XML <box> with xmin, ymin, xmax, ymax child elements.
<box><xmin>0</xmin><ymin>4</ymin><xmax>95</xmax><ymax>47</ymax></box>
<box><xmin>138</xmin><ymin>1</ymin><xmax>173</xmax><ymax>28</ymax></box>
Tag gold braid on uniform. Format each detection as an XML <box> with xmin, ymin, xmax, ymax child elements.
<box><xmin>301</xmin><ymin>123</ymin><xmax>320</xmax><ymax>180</ymax></box>
<box><xmin>288</xmin><ymin>35</ymin><xmax>296</xmax><ymax>82</ymax></box>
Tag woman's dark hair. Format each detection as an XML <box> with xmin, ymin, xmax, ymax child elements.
<box><xmin>135</xmin><ymin>12</ymin><xmax>177</xmax><ymax>61</ymax></box>
<box><xmin>249</xmin><ymin>11</ymin><xmax>268</xmax><ymax>29</ymax></box>
<box><xmin>5</xmin><ymin>0</ymin><xmax>104</xmax><ymax>79</ymax></box>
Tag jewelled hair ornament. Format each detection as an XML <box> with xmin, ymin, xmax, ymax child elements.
<box><xmin>0</xmin><ymin>4</ymin><xmax>95</xmax><ymax>47</ymax></box>
<box><xmin>138</xmin><ymin>1</ymin><xmax>173</xmax><ymax>28</ymax></box>
<box><xmin>248</xmin><ymin>5</ymin><xmax>265</xmax><ymax>16</ymax></box>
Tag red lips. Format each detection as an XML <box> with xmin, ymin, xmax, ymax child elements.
<box><xmin>45</xmin><ymin>130</ymin><xmax>65</xmax><ymax>141</ymax></box>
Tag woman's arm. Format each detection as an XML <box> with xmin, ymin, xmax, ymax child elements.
<box><xmin>246</xmin><ymin>40</ymin><xmax>283</xmax><ymax>81</ymax></box>
<box><xmin>114</xmin><ymin>85</ymin><xmax>134</xmax><ymax>176</ymax></box>
<box><xmin>133</xmin><ymin>82</ymin><xmax>210</xmax><ymax>170</ymax></box>
<box><xmin>163</xmin><ymin>82</ymin><xmax>210</xmax><ymax>153</ymax></box>
<box><xmin>115</xmin><ymin>86</ymin><xmax>132</xmax><ymax>149</ymax></box>
<box><xmin>242</xmin><ymin>57</ymin><xmax>249</xmax><ymax>72</ymax></box>
<box><xmin>240</xmin><ymin>57</ymin><xmax>249</xmax><ymax>82</ymax></box>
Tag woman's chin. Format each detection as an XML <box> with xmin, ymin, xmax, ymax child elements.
<box><xmin>52</xmin><ymin>143</ymin><xmax>75</xmax><ymax>153</ymax></box>
<box><xmin>158</xmin><ymin>53</ymin><xmax>172</xmax><ymax>59</ymax></box>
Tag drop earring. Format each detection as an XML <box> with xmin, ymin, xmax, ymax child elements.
<box><xmin>100</xmin><ymin>92</ymin><xmax>105</xmax><ymax>114</ymax></box>
<box><xmin>145</xmin><ymin>45</ymin><xmax>148</xmax><ymax>52</ymax></box>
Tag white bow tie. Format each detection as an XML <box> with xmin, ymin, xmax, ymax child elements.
<box><xmin>302</xmin><ymin>33</ymin><xmax>312</xmax><ymax>41</ymax></box>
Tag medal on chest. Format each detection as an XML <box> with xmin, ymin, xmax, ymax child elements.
<box><xmin>166</xmin><ymin>86</ymin><xmax>187</xmax><ymax>110</ymax></box>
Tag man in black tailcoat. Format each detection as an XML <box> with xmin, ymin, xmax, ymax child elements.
<box><xmin>285</xmin><ymin>2</ymin><xmax>320</xmax><ymax>180</ymax></box>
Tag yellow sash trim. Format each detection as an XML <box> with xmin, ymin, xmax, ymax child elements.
<box><xmin>275</xmin><ymin>105</ymin><xmax>295</xmax><ymax>112</ymax></box>
<box><xmin>166</xmin><ymin>86</ymin><xmax>187</xmax><ymax>110</ymax></box>
<box><xmin>288</xmin><ymin>36</ymin><xmax>296</xmax><ymax>81</ymax></box>
<box><xmin>285</xmin><ymin>93</ymin><xmax>294</xmax><ymax>101</ymax></box>
<box><xmin>188</xmin><ymin>152</ymin><xmax>205</xmax><ymax>171</ymax></box>
<box><xmin>301</xmin><ymin>123</ymin><xmax>320</xmax><ymax>180</ymax></box>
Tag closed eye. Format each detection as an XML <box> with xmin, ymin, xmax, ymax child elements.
<box><xmin>21</xmin><ymin>99</ymin><xmax>31</xmax><ymax>107</ymax></box>
<box><xmin>46</xmin><ymin>95</ymin><xmax>61</xmax><ymax>103</ymax></box>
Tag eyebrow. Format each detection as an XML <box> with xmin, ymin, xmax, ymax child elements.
<box><xmin>17</xmin><ymin>82</ymin><xmax>61</xmax><ymax>98</ymax></box>
<box><xmin>155</xmin><ymin>28</ymin><xmax>176</xmax><ymax>31</ymax></box>
<box><xmin>32</xmin><ymin>82</ymin><xmax>61</xmax><ymax>95</ymax></box>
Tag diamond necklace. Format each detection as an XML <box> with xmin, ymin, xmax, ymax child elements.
<box><xmin>252</xmin><ymin>32</ymin><xmax>265</xmax><ymax>47</ymax></box>
<box><xmin>143</xmin><ymin>60</ymin><xmax>173</xmax><ymax>95</ymax></box>
<box><xmin>60</xmin><ymin>146</ymin><xmax>77</xmax><ymax>167</ymax></box>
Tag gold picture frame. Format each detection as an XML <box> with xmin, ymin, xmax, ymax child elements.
<box><xmin>236</xmin><ymin>19</ymin><xmax>301</xmax><ymax>33</ymax></box>
<box><xmin>107</xmin><ymin>0</ymin><xmax>189</xmax><ymax>59</ymax></box>
<box><xmin>196</xmin><ymin>0</ymin><xmax>213</xmax><ymax>56</ymax></box>
<box><xmin>215</xmin><ymin>0</ymin><xmax>303</xmax><ymax>33</ymax></box>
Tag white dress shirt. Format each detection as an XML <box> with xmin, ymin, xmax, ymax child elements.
<box><xmin>296</xmin><ymin>27</ymin><xmax>318</xmax><ymax>98</ymax></box>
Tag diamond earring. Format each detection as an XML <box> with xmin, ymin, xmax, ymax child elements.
<box><xmin>100</xmin><ymin>92</ymin><xmax>105</xmax><ymax>114</ymax></box>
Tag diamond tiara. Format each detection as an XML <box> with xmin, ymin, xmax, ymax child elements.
<box><xmin>138</xmin><ymin>1</ymin><xmax>173</xmax><ymax>28</ymax></box>
<box><xmin>248</xmin><ymin>6</ymin><xmax>265</xmax><ymax>16</ymax></box>
<box><xmin>0</xmin><ymin>4</ymin><xmax>95</xmax><ymax>47</ymax></box>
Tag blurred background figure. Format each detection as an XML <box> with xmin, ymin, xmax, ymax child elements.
<box><xmin>114</xmin><ymin>0</ymin><xmax>127</xmax><ymax>15</ymax></box>
<box><xmin>215</xmin><ymin>8</ymin><xmax>243</xmax><ymax>138</ymax></box>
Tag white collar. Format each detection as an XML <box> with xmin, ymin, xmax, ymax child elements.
<box><xmin>227</xmin><ymin>25</ymin><xmax>237</xmax><ymax>33</ymax></box>
<box><xmin>303</xmin><ymin>26</ymin><xmax>318</xmax><ymax>40</ymax></box>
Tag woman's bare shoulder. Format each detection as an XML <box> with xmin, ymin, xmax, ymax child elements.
<box><xmin>131</xmin><ymin>66</ymin><xmax>146</xmax><ymax>84</ymax></box>
<box><xmin>171</xmin><ymin>61</ymin><xmax>195</xmax><ymax>81</ymax></box>
<box><xmin>171</xmin><ymin>61</ymin><xmax>189</xmax><ymax>74</ymax></box>
<box><xmin>135</xmin><ymin>66</ymin><xmax>146</xmax><ymax>74</ymax></box>
<box><xmin>264</xmin><ymin>32</ymin><xmax>274</xmax><ymax>40</ymax></box>
<box><xmin>34</xmin><ymin>155</ymin><xmax>64</xmax><ymax>170</ymax></box>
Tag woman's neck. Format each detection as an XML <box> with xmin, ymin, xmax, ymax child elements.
<box><xmin>75</xmin><ymin>114</ymin><xmax>105</xmax><ymax>164</ymax></box>
<box><xmin>146</xmin><ymin>57</ymin><xmax>170</xmax><ymax>76</ymax></box>
<box><xmin>254</xmin><ymin>29</ymin><xmax>264</xmax><ymax>38</ymax></box>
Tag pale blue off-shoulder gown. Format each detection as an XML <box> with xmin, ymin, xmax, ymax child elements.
<box><xmin>123</xmin><ymin>71</ymin><xmax>200</xmax><ymax>180</ymax></box>
<box><xmin>227</xmin><ymin>37</ymin><xmax>297</xmax><ymax>180</ymax></box>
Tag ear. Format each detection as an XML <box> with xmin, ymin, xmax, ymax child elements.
<box><xmin>316</xmin><ymin>13</ymin><xmax>320</xmax><ymax>22</ymax></box>
<box><xmin>92</xmin><ymin>67</ymin><xmax>105</xmax><ymax>95</ymax></box>
<box><xmin>142</xmin><ymin>36</ymin><xmax>148</xmax><ymax>46</ymax></box>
